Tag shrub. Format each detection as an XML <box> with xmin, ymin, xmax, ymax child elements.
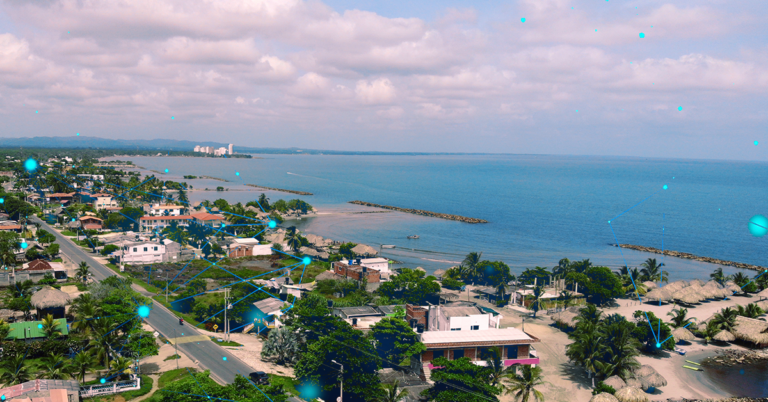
<box><xmin>592</xmin><ymin>381</ymin><xmax>616</xmax><ymax>395</ymax></box>
<box><xmin>441</xmin><ymin>277</ymin><xmax>464</xmax><ymax>290</ymax></box>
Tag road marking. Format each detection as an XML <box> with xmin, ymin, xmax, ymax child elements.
<box><xmin>167</xmin><ymin>335</ymin><xmax>210</xmax><ymax>345</ymax></box>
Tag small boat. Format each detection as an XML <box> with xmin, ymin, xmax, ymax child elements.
<box><xmin>685</xmin><ymin>360</ymin><xmax>700</xmax><ymax>366</ymax></box>
<box><xmin>381</xmin><ymin>245</ymin><xmax>396</xmax><ymax>249</ymax></box>
<box><xmin>675</xmin><ymin>347</ymin><xmax>686</xmax><ymax>355</ymax></box>
<box><xmin>683</xmin><ymin>365</ymin><xmax>702</xmax><ymax>371</ymax></box>
<box><xmin>407</xmin><ymin>235</ymin><xmax>419</xmax><ymax>239</ymax></box>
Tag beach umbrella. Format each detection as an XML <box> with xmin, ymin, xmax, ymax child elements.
<box><xmin>672</xmin><ymin>327</ymin><xmax>696</xmax><ymax>343</ymax></box>
<box><xmin>623</xmin><ymin>378</ymin><xmax>643</xmax><ymax>389</ymax></box>
<box><xmin>603</xmin><ymin>375</ymin><xmax>626</xmax><ymax>390</ymax></box>
<box><xmin>731</xmin><ymin>316</ymin><xmax>768</xmax><ymax>347</ymax></box>
<box><xmin>642</xmin><ymin>281</ymin><xmax>658</xmax><ymax>290</ymax></box>
<box><xmin>713</xmin><ymin>330</ymin><xmax>736</xmax><ymax>342</ymax></box>
<box><xmin>757</xmin><ymin>288</ymin><xmax>768</xmax><ymax>299</ymax></box>
<box><xmin>590</xmin><ymin>393</ymin><xmax>620</xmax><ymax>402</ymax></box>
<box><xmin>634</xmin><ymin>365</ymin><xmax>658</xmax><ymax>378</ymax></box>
<box><xmin>614</xmin><ymin>387</ymin><xmax>649</xmax><ymax>402</ymax></box>
<box><xmin>675</xmin><ymin>293</ymin><xmax>702</xmax><ymax>305</ymax></box>
<box><xmin>640</xmin><ymin>372</ymin><xmax>667</xmax><ymax>389</ymax></box>
<box><xmin>725</xmin><ymin>283</ymin><xmax>742</xmax><ymax>294</ymax></box>
<box><xmin>644</xmin><ymin>288</ymin><xmax>672</xmax><ymax>302</ymax></box>
<box><xmin>689</xmin><ymin>279</ymin><xmax>705</xmax><ymax>287</ymax></box>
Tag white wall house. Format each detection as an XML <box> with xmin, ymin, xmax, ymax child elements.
<box><xmin>229</xmin><ymin>238</ymin><xmax>272</xmax><ymax>257</ymax></box>
<box><xmin>94</xmin><ymin>195</ymin><xmax>118</xmax><ymax>210</ymax></box>
<box><xmin>117</xmin><ymin>242</ymin><xmax>166</xmax><ymax>264</ymax></box>
<box><xmin>428</xmin><ymin>305</ymin><xmax>502</xmax><ymax>332</ymax></box>
<box><xmin>359</xmin><ymin>258</ymin><xmax>390</xmax><ymax>273</ymax></box>
<box><xmin>147</xmin><ymin>204</ymin><xmax>185</xmax><ymax>216</ymax></box>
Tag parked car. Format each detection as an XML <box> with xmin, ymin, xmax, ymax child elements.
<box><xmin>248</xmin><ymin>371</ymin><xmax>269</xmax><ymax>385</ymax></box>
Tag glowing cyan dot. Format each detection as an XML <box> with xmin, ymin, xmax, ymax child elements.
<box><xmin>268</xmin><ymin>220</ymin><xmax>276</xmax><ymax>229</ymax></box>
<box><xmin>235</xmin><ymin>172</ymin><xmax>240</xmax><ymax>176</ymax></box>
<box><xmin>72</xmin><ymin>218</ymin><xmax>75</xmax><ymax>221</ymax></box>
<box><xmin>171</xmin><ymin>116</ymin><xmax>175</xmax><ymax>119</ymax></box>
<box><xmin>655</xmin><ymin>342</ymin><xmax>661</xmax><ymax>348</ymax></box>
<box><xmin>222</xmin><ymin>357</ymin><xmax>227</xmax><ymax>361</ymax></box>
<box><xmin>575</xmin><ymin>110</ymin><xmax>579</xmax><ymax>112</ymax></box>
<box><xmin>678</xmin><ymin>106</ymin><xmax>682</xmax><ymax>111</ymax></box>
<box><xmin>302</xmin><ymin>257</ymin><xmax>311</xmax><ymax>265</ymax></box>
<box><xmin>100</xmin><ymin>378</ymin><xmax>106</xmax><ymax>384</ymax></box>
<box><xmin>663</xmin><ymin>185</ymin><xmax>668</xmax><ymax>190</ymax></box>
<box><xmin>35</xmin><ymin>111</ymin><xmax>38</xmax><ymax>113</ymax></box>
<box><xmin>755</xmin><ymin>141</ymin><xmax>759</xmax><ymax>146</ymax></box>
<box><xmin>740</xmin><ymin>369</ymin><xmax>745</xmax><ymax>375</ymax></box>
<box><xmin>0</xmin><ymin>198</ymin><xmax>4</xmax><ymax>204</ymax></box>
<box><xmin>221</xmin><ymin>223</ymin><xmax>226</xmax><ymax>227</ymax></box>
<box><xmin>748</xmin><ymin>215</ymin><xmax>768</xmax><ymax>237</ymax></box>
<box><xmin>1</xmin><ymin>395</ymin><xmax>5</xmax><ymax>401</ymax></box>
<box><xmin>164</xmin><ymin>169</ymin><xmax>169</xmax><ymax>173</ymax></box>
<box><xmin>76</xmin><ymin>133</ymin><xmax>80</xmax><ymax>136</ymax></box>
<box><xmin>24</xmin><ymin>158</ymin><xmax>38</xmax><ymax>171</ymax></box>
<box><xmin>21</xmin><ymin>242</ymin><xmax>28</xmax><ymax>249</ymax></box>
<box><xmin>38</xmin><ymin>324</ymin><xmax>43</xmax><ymax>329</ymax></box>
<box><xmin>639</xmin><ymin>32</ymin><xmax>645</xmax><ymax>38</ymax></box>
<box><xmin>521</xmin><ymin>18</ymin><xmax>526</xmax><ymax>23</ymax></box>
<box><xmin>138</xmin><ymin>305</ymin><xmax>150</xmax><ymax>318</ymax></box>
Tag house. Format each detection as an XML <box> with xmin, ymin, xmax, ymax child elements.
<box><xmin>145</xmin><ymin>204</ymin><xmax>185</xmax><ymax>216</ymax></box>
<box><xmin>16</xmin><ymin>259</ymin><xmax>55</xmax><ymax>283</ymax></box>
<box><xmin>189</xmin><ymin>212</ymin><xmax>226</xmax><ymax>227</ymax></box>
<box><xmin>115</xmin><ymin>241</ymin><xmax>166</xmax><ymax>264</ymax></box>
<box><xmin>7</xmin><ymin>318</ymin><xmax>69</xmax><ymax>341</ymax></box>
<box><xmin>279</xmin><ymin>283</ymin><xmax>312</xmax><ymax>301</ymax></box>
<box><xmin>252</xmin><ymin>298</ymin><xmax>286</xmax><ymax>330</ymax></box>
<box><xmin>331</xmin><ymin>261</ymin><xmax>381</xmax><ymax>284</ymax></box>
<box><xmin>46</xmin><ymin>193</ymin><xmax>76</xmax><ymax>205</ymax></box>
<box><xmin>92</xmin><ymin>193</ymin><xmax>118</xmax><ymax>210</ymax></box>
<box><xmin>228</xmin><ymin>238</ymin><xmax>272</xmax><ymax>258</ymax></box>
<box><xmin>30</xmin><ymin>286</ymin><xmax>72</xmax><ymax>319</ymax></box>
<box><xmin>0</xmin><ymin>224</ymin><xmax>22</xmax><ymax>233</ymax></box>
<box><xmin>404</xmin><ymin>304</ymin><xmax>501</xmax><ymax>332</ymax></box>
<box><xmin>79</xmin><ymin>216</ymin><xmax>103</xmax><ymax>230</ymax></box>
<box><xmin>139</xmin><ymin>215</ymin><xmax>191</xmax><ymax>231</ymax></box>
<box><xmin>414</xmin><ymin>327</ymin><xmax>540</xmax><ymax>376</ymax></box>
<box><xmin>162</xmin><ymin>239</ymin><xmax>183</xmax><ymax>262</ymax></box>
<box><xmin>332</xmin><ymin>306</ymin><xmax>384</xmax><ymax>330</ymax></box>
<box><xmin>358</xmin><ymin>257</ymin><xmax>391</xmax><ymax>273</ymax></box>
<box><xmin>0</xmin><ymin>379</ymin><xmax>81</xmax><ymax>402</ymax></box>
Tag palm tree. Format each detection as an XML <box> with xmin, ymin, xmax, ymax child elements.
<box><xmin>462</xmin><ymin>251</ymin><xmax>483</xmax><ymax>284</ymax></box>
<box><xmin>503</xmin><ymin>365</ymin><xmax>546</xmax><ymax>402</ymax></box>
<box><xmin>701</xmin><ymin>320</ymin><xmax>722</xmax><ymax>345</ymax></box>
<box><xmin>566</xmin><ymin>322</ymin><xmax>605</xmax><ymax>387</ymax></box>
<box><xmin>38</xmin><ymin>352</ymin><xmax>71</xmax><ymax>380</ymax></box>
<box><xmin>377</xmin><ymin>379</ymin><xmax>409</xmax><ymax>402</ymax></box>
<box><xmin>285</xmin><ymin>231</ymin><xmax>303</xmax><ymax>252</ymax></box>
<box><xmin>736</xmin><ymin>303</ymin><xmax>765</xmax><ymax>319</ymax></box>
<box><xmin>71</xmin><ymin>350</ymin><xmax>97</xmax><ymax>382</ymax></box>
<box><xmin>0</xmin><ymin>353</ymin><xmax>34</xmax><ymax>386</ymax></box>
<box><xmin>667</xmin><ymin>308</ymin><xmax>697</xmax><ymax>328</ymax></box>
<box><xmin>732</xmin><ymin>272</ymin><xmax>750</xmax><ymax>287</ymax></box>
<box><xmin>110</xmin><ymin>356</ymin><xmax>133</xmax><ymax>381</ymax></box>
<box><xmin>76</xmin><ymin>262</ymin><xmax>90</xmax><ymax>284</ymax></box>
<box><xmin>640</xmin><ymin>258</ymin><xmax>668</xmax><ymax>283</ymax></box>
<box><xmin>559</xmin><ymin>291</ymin><xmax>574</xmax><ymax>311</ymax></box>
<box><xmin>572</xmin><ymin>259</ymin><xmax>592</xmax><ymax>274</ymax></box>
<box><xmin>89</xmin><ymin>318</ymin><xmax>118</xmax><ymax>370</ymax></box>
<box><xmin>710</xmin><ymin>267</ymin><xmax>731</xmax><ymax>285</ymax></box>
<box><xmin>41</xmin><ymin>313</ymin><xmax>63</xmax><ymax>339</ymax></box>
<box><xmin>713</xmin><ymin>307</ymin><xmax>738</xmax><ymax>332</ymax></box>
<box><xmin>528</xmin><ymin>285</ymin><xmax>546</xmax><ymax>318</ymax></box>
<box><xmin>70</xmin><ymin>293</ymin><xmax>99</xmax><ymax>336</ymax></box>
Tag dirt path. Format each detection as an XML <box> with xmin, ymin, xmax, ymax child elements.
<box><xmin>134</xmin><ymin>374</ymin><xmax>159</xmax><ymax>402</ymax></box>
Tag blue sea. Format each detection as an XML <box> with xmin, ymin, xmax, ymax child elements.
<box><xmin>118</xmin><ymin>154</ymin><xmax>768</xmax><ymax>280</ymax></box>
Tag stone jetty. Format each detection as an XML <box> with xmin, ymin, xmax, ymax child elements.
<box><xmin>348</xmin><ymin>201</ymin><xmax>488</xmax><ymax>223</ymax></box>
<box><xmin>245</xmin><ymin>184</ymin><xmax>313</xmax><ymax>195</ymax></box>
<box><xmin>703</xmin><ymin>349</ymin><xmax>768</xmax><ymax>367</ymax></box>
<box><xmin>618</xmin><ymin>244</ymin><xmax>767</xmax><ymax>272</ymax></box>
<box><xmin>200</xmin><ymin>175</ymin><xmax>230</xmax><ymax>182</ymax></box>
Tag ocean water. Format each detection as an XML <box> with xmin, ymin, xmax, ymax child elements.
<box><xmin>120</xmin><ymin>154</ymin><xmax>768</xmax><ymax>280</ymax></box>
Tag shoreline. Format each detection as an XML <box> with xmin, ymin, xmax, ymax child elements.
<box><xmin>244</xmin><ymin>184</ymin><xmax>313</xmax><ymax>195</ymax></box>
<box><xmin>348</xmin><ymin>200</ymin><xmax>488</xmax><ymax>223</ymax></box>
<box><xmin>618</xmin><ymin>244</ymin><xmax>767</xmax><ymax>272</ymax></box>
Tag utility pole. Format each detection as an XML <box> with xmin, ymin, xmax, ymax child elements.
<box><xmin>224</xmin><ymin>287</ymin><xmax>232</xmax><ymax>341</ymax></box>
<box><xmin>165</xmin><ymin>271</ymin><xmax>169</xmax><ymax>304</ymax></box>
<box><xmin>331</xmin><ymin>360</ymin><xmax>343</xmax><ymax>402</ymax></box>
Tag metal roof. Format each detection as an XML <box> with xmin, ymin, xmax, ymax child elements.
<box><xmin>441</xmin><ymin>306</ymin><xmax>483</xmax><ymax>318</ymax></box>
<box><xmin>7</xmin><ymin>318</ymin><xmax>68</xmax><ymax>340</ymax></box>
<box><xmin>420</xmin><ymin>328</ymin><xmax>534</xmax><ymax>346</ymax></box>
<box><xmin>334</xmin><ymin>306</ymin><xmax>382</xmax><ymax>318</ymax></box>
<box><xmin>253</xmin><ymin>298</ymin><xmax>285</xmax><ymax>314</ymax></box>
<box><xmin>376</xmin><ymin>305</ymin><xmax>405</xmax><ymax>315</ymax></box>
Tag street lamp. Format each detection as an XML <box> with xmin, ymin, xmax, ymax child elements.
<box><xmin>331</xmin><ymin>360</ymin><xmax>343</xmax><ymax>402</ymax></box>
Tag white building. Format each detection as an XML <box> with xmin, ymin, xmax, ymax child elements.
<box><xmin>228</xmin><ymin>144</ymin><xmax>233</xmax><ymax>155</ymax></box>
<box><xmin>145</xmin><ymin>204</ymin><xmax>185</xmax><ymax>216</ymax></box>
<box><xmin>427</xmin><ymin>305</ymin><xmax>502</xmax><ymax>332</ymax></box>
<box><xmin>93</xmin><ymin>194</ymin><xmax>118</xmax><ymax>211</ymax></box>
<box><xmin>116</xmin><ymin>241</ymin><xmax>166</xmax><ymax>264</ymax></box>
<box><xmin>194</xmin><ymin>145</ymin><xmax>201</xmax><ymax>152</ymax></box>
<box><xmin>359</xmin><ymin>258</ymin><xmax>390</xmax><ymax>273</ymax></box>
<box><xmin>228</xmin><ymin>238</ymin><xmax>272</xmax><ymax>258</ymax></box>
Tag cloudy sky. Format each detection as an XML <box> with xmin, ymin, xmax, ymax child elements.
<box><xmin>1</xmin><ymin>0</ymin><xmax>767</xmax><ymax>160</ymax></box>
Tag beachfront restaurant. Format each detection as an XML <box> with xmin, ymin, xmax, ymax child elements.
<box><xmin>415</xmin><ymin>327</ymin><xmax>540</xmax><ymax>376</ymax></box>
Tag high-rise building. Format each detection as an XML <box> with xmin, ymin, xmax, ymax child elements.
<box><xmin>194</xmin><ymin>145</ymin><xmax>201</xmax><ymax>152</ymax></box>
<box><xmin>228</xmin><ymin>144</ymin><xmax>233</xmax><ymax>155</ymax></box>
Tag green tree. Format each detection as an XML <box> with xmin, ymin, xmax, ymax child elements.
<box><xmin>503</xmin><ymin>365</ymin><xmax>546</xmax><ymax>402</ymax></box>
<box><xmin>0</xmin><ymin>230</ymin><xmax>20</xmax><ymax>271</ymax></box>
<box><xmin>261</xmin><ymin>326</ymin><xmax>303</xmax><ymax>366</ymax></box>
<box><xmin>285</xmin><ymin>231</ymin><xmax>303</xmax><ymax>252</ymax></box>
<box><xmin>25</xmin><ymin>247</ymin><xmax>40</xmax><ymax>261</ymax></box>
<box><xmin>640</xmin><ymin>258</ymin><xmax>668</xmax><ymax>283</ymax></box>
<box><xmin>376</xmin><ymin>268</ymin><xmax>440</xmax><ymax>305</ymax></box>
<box><xmin>338</xmin><ymin>242</ymin><xmax>357</xmax><ymax>259</ymax></box>
<box><xmin>421</xmin><ymin>357</ymin><xmax>500</xmax><ymax>402</ymax></box>
<box><xmin>518</xmin><ymin>266</ymin><xmax>551</xmax><ymax>286</ymax></box>
<box><xmin>701</xmin><ymin>320</ymin><xmax>722</xmax><ymax>344</ymax></box>
<box><xmin>41</xmin><ymin>313</ymin><xmax>63</xmax><ymax>339</ymax></box>
<box><xmin>528</xmin><ymin>285</ymin><xmax>546</xmax><ymax>318</ymax></box>
<box><xmin>45</xmin><ymin>243</ymin><xmax>60</xmax><ymax>258</ymax></box>
<box><xmin>0</xmin><ymin>319</ymin><xmax>10</xmax><ymax>339</ymax></box>
<box><xmin>710</xmin><ymin>267</ymin><xmax>730</xmax><ymax>285</ymax></box>
<box><xmin>633</xmin><ymin>311</ymin><xmax>675</xmax><ymax>351</ymax></box>
<box><xmin>736</xmin><ymin>303</ymin><xmax>765</xmax><ymax>319</ymax></box>
<box><xmin>370</xmin><ymin>317</ymin><xmax>426</xmax><ymax>367</ymax></box>
<box><xmin>712</xmin><ymin>307</ymin><xmax>738</xmax><ymax>332</ymax></box>
<box><xmin>667</xmin><ymin>308</ymin><xmax>696</xmax><ymax>328</ymax></box>
<box><xmin>76</xmin><ymin>262</ymin><xmax>90</xmax><ymax>283</ymax></box>
<box><xmin>567</xmin><ymin>266</ymin><xmax>623</xmax><ymax>306</ymax></box>
<box><xmin>283</xmin><ymin>293</ymin><xmax>345</xmax><ymax>348</ymax></box>
<box><xmin>295</xmin><ymin>325</ymin><xmax>383</xmax><ymax>402</ymax></box>
<box><xmin>0</xmin><ymin>353</ymin><xmax>34</xmax><ymax>386</ymax></box>
<box><xmin>461</xmin><ymin>251</ymin><xmax>483</xmax><ymax>284</ymax></box>
<box><xmin>101</xmin><ymin>244</ymin><xmax>119</xmax><ymax>256</ymax></box>
<box><xmin>377</xmin><ymin>380</ymin><xmax>409</xmax><ymax>402</ymax></box>
<box><xmin>39</xmin><ymin>352</ymin><xmax>71</xmax><ymax>380</ymax></box>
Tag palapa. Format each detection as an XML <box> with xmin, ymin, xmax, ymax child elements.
<box><xmin>712</xmin><ymin>329</ymin><xmax>736</xmax><ymax>342</ymax></box>
<box><xmin>689</xmin><ymin>278</ymin><xmax>705</xmax><ymax>287</ymax></box>
<box><xmin>433</xmin><ymin>269</ymin><xmax>446</xmax><ymax>278</ymax></box>
<box><xmin>602</xmin><ymin>375</ymin><xmax>626</xmax><ymax>390</ymax></box>
<box><xmin>641</xmin><ymin>281</ymin><xmax>658</xmax><ymax>290</ymax></box>
<box><xmin>351</xmin><ymin>244</ymin><xmax>378</xmax><ymax>256</ymax></box>
<box><xmin>623</xmin><ymin>378</ymin><xmax>643</xmax><ymax>390</ymax></box>
<box><xmin>30</xmin><ymin>286</ymin><xmax>71</xmax><ymax>309</ymax></box>
<box><xmin>640</xmin><ymin>372</ymin><xmax>667</xmax><ymax>389</ymax></box>
<box><xmin>415</xmin><ymin>267</ymin><xmax>426</xmax><ymax>272</ymax></box>
<box><xmin>665</xmin><ymin>280</ymin><xmax>689</xmax><ymax>292</ymax></box>
<box><xmin>590</xmin><ymin>393</ymin><xmax>620</xmax><ymax>402</ymax></box>
<box><xmin>672</xmin><ymin>327</ymin><xmax>696</xmax><ymax>342</ymax></box>
<box><xmin>731</xmin><ymin>315</ymin><xmax>768</xmax><ymax>347</ymax></box>
<box><xmin>644</xmin><ymin>288</ymin><xmax>672</xmax><ymax>302</ymax></box>
<box><xmin>675</xmin><ymin>292</ymin><xmax>702</xmax><ymax>305</ymax></box>
<box><xmin>634</xmin><ymin>365</ymin><xmax>658</xmax><ymax>378</ymax></box>
<box><xmin>614</xmin><ymin>386</ymin><xmax>649</xmax><ymax>402</ymax></box>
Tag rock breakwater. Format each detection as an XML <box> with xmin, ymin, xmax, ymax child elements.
<box><xmin>703</xmin><ymin>350</ymin><xmax>768</xmax><ymax>367</ymax></box>
<box><xmin>618</xmin><ymin>244</ymin><xmax>767</xmax><ymax>272</ymax></box>
<box><xmin>348</xmin><ymin>201</ymin><xmax>488</xmax><ymax>223</ymax></box>
<box><xmin>245</xmin><ymin>184</ymin><xmax>313</xmax><ymax>195</ymax></box>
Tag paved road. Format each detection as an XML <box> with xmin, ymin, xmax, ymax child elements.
<box><xmin>34</xmin><ymin>217</ymin><xmax>254</xmax><ymax>384</ymax></box>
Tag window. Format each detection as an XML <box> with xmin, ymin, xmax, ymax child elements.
<box><xmin>154</xmin><ymin>247</ymin><xmax>158</xmax><ymax>251</ymax></box>
<box><xmin>452</xmin><ymin>349</ymin><xmax>464</xmax><ymax>359</ymax></box>
<box><xmin>132</xmin><ymin>248</ymin><xmax>137</xmax><ymax>252</ymax></box>
<box><xmin>471</xmin><ymin>325</ymin><xmax>479</xmax><ymax>330</ymax></box>
<box><xmin>143</xmin><ymin>247</ymin><xmax>148</xmax><ymax>252</ymax></box>
<box><xmin>506</xmin><ymin>345</ymin><xmax>519</xmax><ymax>359</ymax></box>
<box><xmin>451</xmin><ymin>328</ymin><xmax>461</xmax><ymax>331</ymax></box>
<box><xmin>432</xmin><ymin>350</ymin><xmax>444</xmax><ymax>359</ymax></box>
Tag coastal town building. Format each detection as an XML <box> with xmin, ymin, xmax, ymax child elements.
<box><xmin>139</xmin><ymin>215</ymin><xmax>190</xmax><ymax>231</ymax></box>
<box><xmin>79</xmin><ymin>216</ymin><xmax>103</xmax><ymax>230</ymax></box>
<box><xmin>15</xmin><ymin>259</ymin><xmax>55</xmax><ymax>283</ymax></box>
<box><xmin>45</xmin><ymin>192</ymin><xmax>76</xmax><ymax>205</ymax></box>
<box><xmin>332</xmin><ymin>261</ymin><xmax>381</xmax><ymax>283</ymax></box>
<box><xmin>193</xmin><ymin>144</ymin><xmax>234</xmax><ymax>155</ymax></box>
<box><xmin>0</xmin><ymin>379</ymin><xmax>80</xmax><ymax>402</ymax></box>
<box><xmin>405</xmin><ymin>304</ymin><xmax>501</xmax><ymax>332</ymax></box>
<box><xmin>251</xmin><ymin>297</ymin><xmax>286</xmax><ymax>331</ymax></box>
<box><xmin>228</xmin><ymin>241</ymin><xmax>273</xmax><ymax>258</ymax></box>
<box><xmin>189</xmin><ymin>212</ymin><xmax>226</xmax><ymax>227</ymax></box>
<box><xmin>414</xmin><ymin>327</ymin><xmax>540</xmax><ymax>377</ymax></box>
<box><xmin>92</xmin><ymin>193</ymin><xmax>119</xmax><ymax>210</ymax></box>
<box><xmin>115</xmin><ymin>241</ymin><xmax>166</xmax><ymax>264</ymax></box>
<box><xmin>144</xmin><ymin>203</ymin><xmax>185</xmax><ymax>216</ymax></box>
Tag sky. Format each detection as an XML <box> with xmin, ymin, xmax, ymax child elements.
<box><xmin>0</xmin><ymin>0</ymin><xmax>767</xmax><ymax>160</ymax></box>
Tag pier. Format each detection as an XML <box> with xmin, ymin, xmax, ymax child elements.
<box><xmin>618</xmin><ymin>244</ymin><xmax>767</xmax><ymax>272</ymax></box>
<box><xmin>348</xmin><ymin>201</ymin><xmax>488</xmax><ymax>223</ymax></box>
<box><xmin>245</xmin><ymin>184</ymin><xmax>313</xmax><ymax>195</ymax></box>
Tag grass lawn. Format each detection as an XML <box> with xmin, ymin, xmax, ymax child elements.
<box><xmin>158</xmin><ymin>368</ymin><xmax>197</xmax><ymax>388</ymax></box>
<box><xmin>61</xmin><ymin>230</ymin><xmax>77</xmax><ymax>236</ymax></box>
<box><xmin>268</xmin><ymin>375</ymin><xmax>300</xmax><ymax>396</ymax></box>
<box><xmin>52</xmin><ymin>257</ymin><xmax>63</xmax><ymax>262</ymax></box>
<box><xmin>209</xmin><ymin>336</ymin><xmax>242</xmax><ymax>347</ymax></box>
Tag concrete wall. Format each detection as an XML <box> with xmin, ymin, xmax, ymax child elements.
<box><xmin>449</xmin><ymin>314</ymin><xmax>492</xmax><ymax>331</ymax></box>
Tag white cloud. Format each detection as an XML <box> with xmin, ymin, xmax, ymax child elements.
<box><xmin>355</xmin><ymin>78</ymin><xmax>396</xmax><ymax>104</ymax></box>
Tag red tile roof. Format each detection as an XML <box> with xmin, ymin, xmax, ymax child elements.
<box><xmin>79</xmin><ymin>216</ymin><xmax>103</xmax><ymax>222</ymax></box>
<box><xmin>0</xmin><ymin>225</ymin><xmax>21</xmax><ymax>230</ymax></box>
<box><xmin>26</xmin><ymin>259</ymin><xmax>53</xmax><ymax>271</ymax></box>
<box><xmin>139</xmin><ymin>215</ymin><xmax>191</xmax><ymax>221</ymax></box>
<box><xmin>190</xmin><ymin>212</ymin><xmax>225</xmax><ymax>221</ymax></box>
<box><xmin>47</xmin><ymin>193</ymin><xmax>75</xmax><ymax>198</ymax></box>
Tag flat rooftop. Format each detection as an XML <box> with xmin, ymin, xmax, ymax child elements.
<box><xmin>420</xmin><ymin>327</ymin><xmax>537</xmax><ymax>347</ymax></box>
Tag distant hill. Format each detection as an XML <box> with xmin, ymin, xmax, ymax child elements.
<box><xmin>0</xmin><ymin>136</ymin><xmax>490</xmax><ymax>155</ymax></box>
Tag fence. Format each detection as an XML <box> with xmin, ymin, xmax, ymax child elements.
<box><xmin>79</xmin><ymin>377</ymin><xmax>141</xmax><ymax>398</ymax></box>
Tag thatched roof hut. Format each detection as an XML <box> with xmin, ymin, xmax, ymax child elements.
<box><xmin>712</xmin><ymin>329</ymin><xmax>736</xmax><ymax>342</ymax></box>
<box><xmin>351</xmin><ymin>244</ymin><xmax>378</xmax><ymax>256</ymax></box>
<box><xmin>644</xmin><ymin>288</ymin><xmax>672</xmax><ymax>302</ymax></box>
<box><xmin>665</xmin><ymin>280</ymin><xmax>689</xmax><ymax>292</ymax></box>
<box><xmin>672</xmin><ymin>327</ymin><xmax>695</xmax><ymax>342</ymax></box>
<box><xmin>642</xmin><ymin>281</ymin><xmax>658</xmax><ymax>290</ymax></box>
<box><xmin>624</xmin><ymin>378</ymin><xmax>643</xmax><ymax>390</ymax></box>
<box><xmin>552</xmin><ymin>311</ymin><xmax>579</xmax><ymax>329</ymax></box>
<box><xmin>640</xmin><ymin>372</ymin><xmax>667</xmax><ymax>389</ymax></box>
<box><xmin>725</xmin><ymin>282</ymin><xmax>742</xmax><ymax>294</ymax></box>
<box><xmin>433</xmin><ymin>269</ymin><xmax>446</xmax><ymax>279</ymax></box>
<box><xmin>603</xmin><ymin>375</ymin><xmax>626</xmax><ymax>390</ymax></box>
<box><xmin>635</xmin><ymin>365</ymin><xmax>658</xmax><ymax>378</ymax></box>
<box><xmin>675</xmin><ymin>292</ymin><xmax>702</xmax><ymax>305</ymax></box>
<box><xmin>415</xmin><ymin>267</ymin><xmax>426</xmax><ymax>273</ymax></box>
<box><xmin>30</xmin><ymin>286</ymin><xmax>71</xmax><ymax>309</ymax></box>
<box><xmin>689</xmin><ymin>279</ymin><xmax>705</xmax><ymax>287</ymax></box>
<box><xmin>731</xmin><ymin>315</ymin><xmax>768</xmax><ymax>347</ymax></box>
<box><xmin>614</xmin><ymin>386</ymin><xmax>649</xmax><ymax>402</ymax></box>
<box><xmin>590</xmin><ymin>393</ymin><xmax>620</xmax><ymax>402</ymax></box>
